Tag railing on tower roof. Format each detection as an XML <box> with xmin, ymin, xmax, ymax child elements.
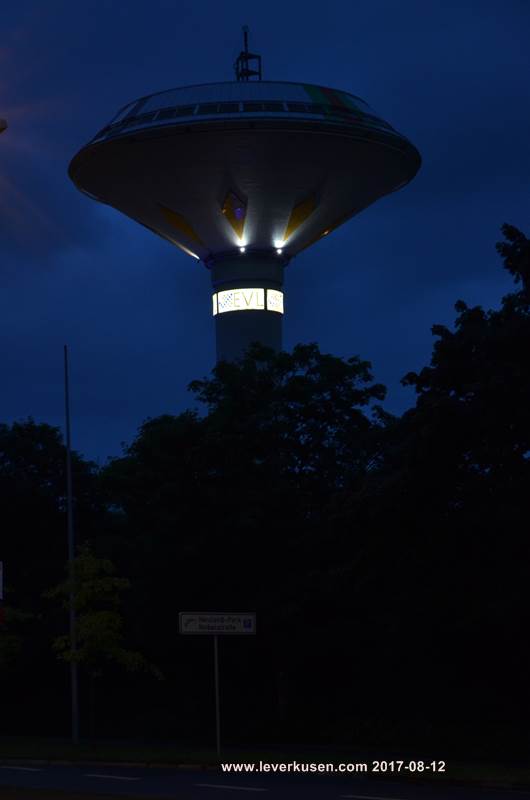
<box><xmin>234</xmin><ymin>26</ymin><xmax>262</xmax><ymax>82</ymax></box>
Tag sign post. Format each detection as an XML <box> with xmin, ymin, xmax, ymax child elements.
<box><xmin>0</xmin><ymin>561</ymin><xmax>4</xmax><ymax>627</ymax></box>
<box><xmin>179</xmin><ymin>612</ymin><xmax>256</xmax><ymax>758</ymax></box>
<box><xmin>213</xmin><ymin>634</ymin><xmax>220</xmax><ymax>757</ymax></box>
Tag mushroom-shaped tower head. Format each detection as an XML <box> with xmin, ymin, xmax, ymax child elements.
<box><xmin>69</xmin><ymin>36</ymin><xmax>420</xmax><ymax>362</ymax></box>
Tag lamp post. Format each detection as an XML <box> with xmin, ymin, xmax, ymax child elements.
<box><xmin>64</xmin><ymin>345</ymin><xmax>79</xmax><ymax>744</ymax></box>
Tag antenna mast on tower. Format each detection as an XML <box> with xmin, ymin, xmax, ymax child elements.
<box><xmin>234</xmin><ymin>26</ymin><xmax>262</xmax><ymax>81</ymax></box>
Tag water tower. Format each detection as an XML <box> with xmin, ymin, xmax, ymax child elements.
<box><xmin>69</xmin><ymin>29</ymin><xmax>420</xmax><ymax>362</ymax></box>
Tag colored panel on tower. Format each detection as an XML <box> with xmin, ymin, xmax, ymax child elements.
<box><xmin>297</xmin><ymin>208</ymin><xmax>356</xmax><ymax>253</ymax></box>
<box><xmin>159</xmin><ymin>204</ymin><xmax>203</xmax><ymax>244</ymax></box>
<box><xmin>221</xmin><ymin>190</ymin><xmax>247</xmax><ymax>240</ymax></box>
<box><xmin>283</xmin><ymin>195</ymin><xmax>317</xmax><ymax>241</ymax></box>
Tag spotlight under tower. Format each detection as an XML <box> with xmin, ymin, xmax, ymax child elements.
<box><xmin>69</xmin><ymin>29</ymin><xmax>420</xmax><ymax>362</ymax></box>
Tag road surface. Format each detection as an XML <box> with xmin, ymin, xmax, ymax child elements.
<box><xmin>0</xmin><ymin>763</ymin><xmax>529</xmax><ymax>799</ymax></box>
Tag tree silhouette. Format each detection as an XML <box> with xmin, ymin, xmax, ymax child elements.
<box><xmin>45</xmin><ymin>543</ymin><xmax>159</xmax><ymax>738</ymax></box>
<box><xmin>2</xmin><ymin>225</ymin><xmax>529</xmax><ymax>754</ymax></box>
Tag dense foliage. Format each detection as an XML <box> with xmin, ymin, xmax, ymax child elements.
<box><xmin>1</xmin><ymin>224</ymin><xmax>529</xmax><ymax>757</ymax></box>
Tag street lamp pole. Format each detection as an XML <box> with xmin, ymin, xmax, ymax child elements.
<box><xmin>64</xmin><ymin>344</ymin><xmax>79</xmax><ymax>744</ymax></box>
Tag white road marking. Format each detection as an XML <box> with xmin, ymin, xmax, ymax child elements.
<box><xmin>0</xmin><ymin>766</ymin><xmax>42</xmax><ymax>772</ymax></box>
<box><xmin>339</xmin><ymin>795</ymin><xmax>408</xmax><ymax>799</ymax></box>
<box><xmin>195</xmin><ymin>783</ymin><xmax>267</xmax><ymax>792</ymax></box>
<box><xmin>84</xmin><ymin>773</ymin><xmax>140</xmax><ymax>781</ymax></box>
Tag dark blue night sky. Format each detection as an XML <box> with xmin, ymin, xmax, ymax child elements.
<box><xmin>1</xmin><ymin>0</ymin><xmax>528</xmax><ymax>463</ymax></box>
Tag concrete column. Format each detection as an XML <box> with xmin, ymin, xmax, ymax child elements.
<box><xmin>209</xmin><ymin>251</ymin><xmax>288</xmax><ymax>362</ymax></box>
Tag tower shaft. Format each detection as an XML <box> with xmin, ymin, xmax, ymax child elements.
<box><xmin>210</xmin><ymin>253</ymin><xmax>286</xmax><ymax>361</ymax></box>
